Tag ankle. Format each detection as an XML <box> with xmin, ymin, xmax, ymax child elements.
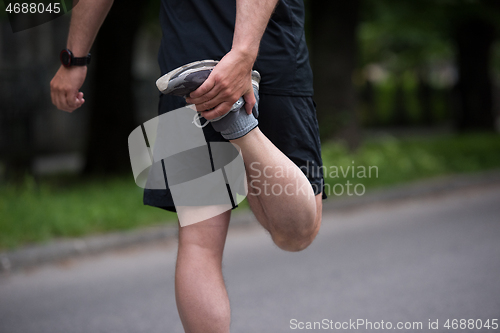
<box><xmin>229</xmin><ymin>125</ymin><xmax>261</xmax><ymax>144</ymax></box>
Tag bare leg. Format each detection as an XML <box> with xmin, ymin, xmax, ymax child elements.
<box><xmin>175</xmin><ymin>211</ymin><xmax>231</xmax><ymax>333</ymax></box>
<box><xmin>231</xmin><ymin>127</ymin><xmax>322</xmax><ymax>251</ymax></box>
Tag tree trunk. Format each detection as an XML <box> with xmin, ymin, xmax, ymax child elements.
<box><xmin>392</xmin><ymin>73</ymin><xmax>409</xmax><ymax>126</ymax></box>
<box><xmin>310</xmin><ymin>0</ymin><xmax>361</xmax><ymax>149</ymax></box>
<box><xmin>83</xmin><ymin>1</ymin><xmax>146</xmax><ymax>175</ymax></box>
<box><xmin>360</xmin><ymin>80</ymin><xmax>376</xmax><ymax>126</ymax></box>
<box><xmin>417</xmin><ymin>70</ymin><xmax>433</xmax><ymax>126</ymax></box>
<box><xmin>453</xmin><ymin>17</ymin><xmax>495</xmax><ymax>131</ymax></box>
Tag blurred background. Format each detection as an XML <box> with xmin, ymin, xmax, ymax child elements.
<box><xmin>1</xmin><ymin>0</ymin><xmax>500</xmax><ymax>250</ymax></box>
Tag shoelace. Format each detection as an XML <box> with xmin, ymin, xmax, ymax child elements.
<box><xmin>192</xmin><ymin>112</ymin><xmax>210</xmax><ymax>128</ymax></box>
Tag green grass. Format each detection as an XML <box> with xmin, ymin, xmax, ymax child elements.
<box><xmin>1</xmin><ymin>132</ymin><xmax>499</xmax><ymax>250</ymax></box>
<box><xmin>321</xmin><ymin>132</ymin><xmax>500</xmax><ymax>195</ymax></box>
<box><xmin>0</xmin><ymin>176</ymin><xmax>177</xmax><ymax>250</ymax></box>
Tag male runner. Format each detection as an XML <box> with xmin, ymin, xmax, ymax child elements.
<box><xmin>50</xmin><ymin>0</ymin><xmax>325</xmax><ymax>331</ymax></box>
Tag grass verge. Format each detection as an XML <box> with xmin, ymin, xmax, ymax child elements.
<box><xmin>1</xmin><ymin>132</ymin><xmax>499</xmax><ymax>250</ymax></box>
<box><xmin>0</xmin><ymin>176</ymin><xmax>177</xmax><ymax>250</ymax></box>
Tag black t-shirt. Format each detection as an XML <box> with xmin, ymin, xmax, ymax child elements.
<box><xmin>158</xmin><ymin>0</ymin><xmax>313</xmax><ymax>96</ymax></box>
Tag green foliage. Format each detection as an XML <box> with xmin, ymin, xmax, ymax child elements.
<box><xmin>360</xmin><ymin>0</ymin><xmax>453</xmax><ymax>70</ymax></box>
<box><xmin>321</xmin><ymin>132</ymin><xmax>500</xmax><ymax>193</ymax></box>
<box><xmin>0</xmin><ymin>0</ymin><xmax>8</xmax><ymax>20</ymax></box>
<box><xmin>359</xmin><ymin>71</ymin><xmax>451</xmax><ymax>127</ymax></box>
<box><xmin>359</xmin><ymin>0</ymin><xmax>500</xmax><ymax>70</ymax></box>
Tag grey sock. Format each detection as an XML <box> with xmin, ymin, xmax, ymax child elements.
<box><xmin>220</xmin><ymin>110</ymin><xmax>259</xmax><ymax>140</ymax></box>
<box><xmin>213</xmin><ymin>85</ymin><xmax>260</xmax><ymax>140</ymax></box>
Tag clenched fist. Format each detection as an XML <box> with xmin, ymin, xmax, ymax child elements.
<box><xmin>50</xmin><ymin>65</ymin><xmax>87</xmax><ymax>112</ymax></box>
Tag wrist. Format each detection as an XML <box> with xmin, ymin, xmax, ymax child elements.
<box><xmin>60</xmin><ymin>49</ymin><xmax>91</xmax><ymax>68</ymax></box>
<box><xmin>230</xmin><ymin>46</ymin><xmax>258</xmax><ymax>66</ymax></box>
<box><xmin>66</xmin><ymin>43</ymin><xmax>90</xmax><ymax>58</ymax></box>
<box><xmin>61</xmin><ymin>64</ymin><xmax>87</xmax><ymax>71</ymax></box>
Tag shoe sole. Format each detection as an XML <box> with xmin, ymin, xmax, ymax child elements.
<box><xmin>156</xmin><ymin>60</ymin><xmax>219</xmax><ymax>96</ymax></box>
<box><xmin>157</xmin><ymin>60</ymin><xmax>261</xmax><ymax>96</ymax></box>
<box><xmin>156</xmin><ymin>60</ymin><xmax>261</xmax><ymax>131</ymax></box>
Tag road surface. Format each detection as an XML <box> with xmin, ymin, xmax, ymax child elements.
<box><xmin>1</xmin><ymin>185</ymin><xmax>499</xmax><ymax>332</ymax></box>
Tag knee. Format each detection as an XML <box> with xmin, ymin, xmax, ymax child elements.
<box><xmin>273</xmin><ymin>235</ymin><xmax>312</xmax><ymax>252</ymax></box>
<box><xmin>271</xmin><ymin>215</ymin><xmax>322</xmax><ymax>252</ymax></box>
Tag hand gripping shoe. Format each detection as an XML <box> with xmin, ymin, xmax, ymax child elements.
<box><xmin>156</xmin><ymin>60</ymin><xmax>260</xmax><ymax>140</ymax></box>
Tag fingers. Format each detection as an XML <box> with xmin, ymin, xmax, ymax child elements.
<box><xmin>191</xmin><ymin>86</ymin><xmax>254</xmax><ymax>119</ymax></box>
<box><xmin>55</xmin><ymin>91</ymin><xmax>83</xmax><ymax>112</ymax></box>
<box><xmin>188</xmin><ymin>84</ymin><xmax>243</xmax><ymax>115</ymax></box>
<box><xmin>55</xmin><ymin>90</ymin><xmax>68</xmax><ymax>111</ymax></box>
<box><xmin>192</xmin><ymin>89</ymin><xmax>242</xmax><ymax>114</ymax></box>
<box><xmin>50</xmin><ymin>83</ymin><xmax>84</xmax><ymax>112</ymax></box>
<box><xmin>186</xmin><ymin>58</ymin><xmax>255</xmax><ymax>118</ymax></box>
<box><xmin>185</xmin><ymin>79</ymin><xmax>218</xmax><ymax>106</ymax></box>
<box><xmin>191</xmin><ymin>80</ymin><xmax>253</xmax><ymax>114</ymax></box>
<box><xmin>56</xmin><ymin>90</ymin><xmax>78</xmax><ymax>112</ymax></box>
<box><xmin>186</xmin><ymin>75</ymin><xmax>239</xmax><ymax>112</ymax></box>
<box><xmin>199</xmin><ymin>102</ymin><xmax>233</xmax><ymax>120</ymax></box>
<box><xmin>50</xmin><ymin>66</ymin><xmax>87</xmax><ymax>112</ymax></box>
<box><xmin>243</xmin><ymin>90</ymin><xmax>256</xmax><ymax>115</ymax></box>
<box><xmin>188</xmin><ymin>76</ymin><xmax>216</xmax><ymax>99</ymax></box>
<box><xmin>50</xmin><ymin>85</ymin><xmax>56</xmax><ymax>108</ymax></box>
<box><xmin>65</xmin><ymin>91</ymin><xmax>84</xmax><ymax>110</ymax></box>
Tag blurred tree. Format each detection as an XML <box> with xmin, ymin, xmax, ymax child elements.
<box><xmin>359</xmin><ymin>0</ymin><xmax>500</xmax><ymax>130</ymax></box>
<box><xmin>84</xmin><ymin>0</ymin><xmax>148</xmax><ymax>174</ymax></box>
<box><xmin>360</xmin><ymin>0</ymin><xmax>452</xmax><ymax>127</ymax></box>
<box><xmin>454</xmin><ymin>17</ymin><xmax>495</xmax><ymax>131</ymax></box>
<box><xmin>451</xmin><ymin>0</ymin><xmax>499</xmax><ymax>131</ymax></box>
<box><xmin>0</xmin><ymin>14</ymin><xmax>52</xmax><ymax>180</ymax></box>
<box><xmin>417</xmin><ymin>69</ymin><xmax>434</xmax><ymax>126</ymax></box>
<box><xmin>310</xmin><ymin>0</ymin><xmax>361</xmax><ymax>149</ymax></box>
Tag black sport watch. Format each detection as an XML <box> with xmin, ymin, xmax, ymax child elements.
<box><xmin>60</xmin><ymin>49</ymin><xmax>91</xmax><ymax>67</ymax></box>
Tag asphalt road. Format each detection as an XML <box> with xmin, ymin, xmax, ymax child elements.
<box><xmin>1</xmin><ymin>185</ymin><xmax>499</xmax><ymax>333</ymax></box>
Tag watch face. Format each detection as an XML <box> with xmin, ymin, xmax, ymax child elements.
<box><xmin>60</xmin><ymin>49</ymin><xmax>72</xmax><ymax>67</ymax></box>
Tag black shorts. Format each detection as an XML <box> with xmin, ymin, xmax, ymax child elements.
<box><xmin>143</xmin><ymin>93</ymin><xmax>326</xmax><ymax>212</ymax></box>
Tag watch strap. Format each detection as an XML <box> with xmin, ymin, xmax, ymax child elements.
<box><xmin>72</xmin><ymin>54</ymin><xmax>91</xmax><ymax>66</ymax></box>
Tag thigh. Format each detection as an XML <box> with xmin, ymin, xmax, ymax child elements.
<box><xmin>257</xmin><ymin>94</ymin><xmax>327</xmax><ymax>199</ymax></box>
<box><xmin>178</xmin><ymin>211</ymin><xmax>231</xmax><ymax>258</ymax></box>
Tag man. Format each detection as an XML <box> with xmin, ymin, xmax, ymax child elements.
<box><xmin>51</xmin><ymin>0</ymin><xmax>325</xmax><ymax>331</ymax></box>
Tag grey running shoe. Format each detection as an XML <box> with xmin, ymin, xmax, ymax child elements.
<box><xmin>156</xmin><ymin>60</ymin><xmax>219</xmax><ymax>97</ymax></box>
<box><xmin>156</xmin><ymin>60</ymin><xmax>260</xmax><ymax>139</ymax></box>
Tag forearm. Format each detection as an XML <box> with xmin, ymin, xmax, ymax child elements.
<box><xmin>232</xmin><ymin>0</ymin><xmax>278</xmax><ymax>63</ymax></box>
<box><xmin>186</xmin><ymin>0</ymin><xmax>278</xmax><ymax>115</ymax></box>
<box><xmin>66</xmin><ymin>0</ymin><xmax>114</xmax><ymax>57</ymax></box>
